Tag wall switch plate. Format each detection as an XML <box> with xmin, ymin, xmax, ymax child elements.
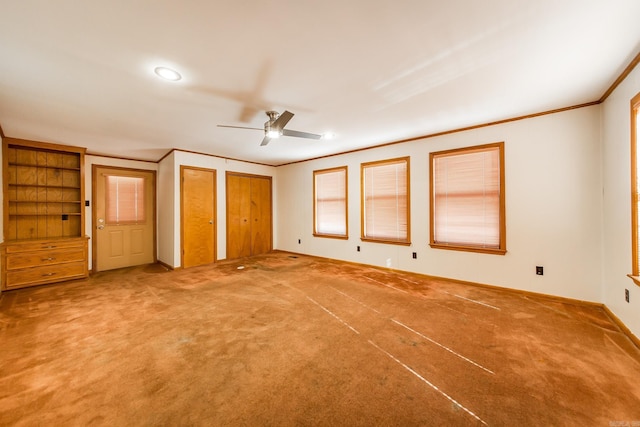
<box><xmin>625</xmin><ymin>289</ymin><xmax>630</xmax><ymax>303</ymax></box>
<box><xmin>412</xmin><ymin>252</ymin><xmax>417</xmax><ymax>259</ymax></box>
<box><xmin>536</xmin><ymin>266</ymin><xmax>544</xmax><ymax>275</ymax></box>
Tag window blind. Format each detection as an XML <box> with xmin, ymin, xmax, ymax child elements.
<box><xmin>362</xmin><ymin>158</ymin><xmax>409</xmax><ymax>243</ymax></box>
<box><xmin>106</xmin><ymin>175</ymin><xmax>145</xmax><ymax>224</ymax></box>
<box><xmin>314</xmin><ymin>168</ymin><xmax>347</xmax><ymax>237</ymax></box>
<box><xmin>432</xmin><ymin>146</ymin><xmax>501</xmax><ymax>249</ymax></box>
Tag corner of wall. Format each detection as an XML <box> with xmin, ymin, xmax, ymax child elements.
<box><xmin>0</xmin><ymin>134</ymin><xmax>3</xmax><ymax>294</ymax></box>
<box><xmin>157</xmin><ymin>151</ymin><xmax>177</xmax><ymax>268</ymax></box>
<box><xmin>600</xmin><ymin>58</ymin><xmax>640</xmax><ymax>340</ymax></box>
<box><xmin>0</xmin><ymin>133</ymin><xmax>3</xmax><ymax>247</ymax></box>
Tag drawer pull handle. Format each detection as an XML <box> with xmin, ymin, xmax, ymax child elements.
<box><xmin>42</xmin><ymin>257</ymin><xmax>56</xmax><ymax>261</ymax></box>
<box><xmin>42</xmin><ymin>272</ymin><xmax>56</xmax><ymax>277</ymax></box>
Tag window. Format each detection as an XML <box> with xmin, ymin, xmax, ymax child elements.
<box><xmin>631</xmin><ymin>92</ymin><xmax>640</xmax><ymax>283</ymax></box>
<box><xmin>430</xmin><ymin>142</ymin><xmax>505</xmax><ymax>254</ymax></box>
<box><xmin>361</xmin><ymin>157</ymin><xmax>410</xmax><ymax>244</ymax></box>
<box><xmin>106</xmin><ymin>175</ymin><xmax>146</xmax><ymax>224</ymax></box>
<box><xmin>314</xmin><ymin>166</ymin><xmax>348</xmax><ymax>238</ymax></box>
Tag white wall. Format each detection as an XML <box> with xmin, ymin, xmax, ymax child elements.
<box><xmin>0</xmin><ymin>135</ymin><xmax>3</xmax><ymax>249</ymax></box>
<box><xmin>602</xmin><ymin>64</ymin><xmax>640</xmax><ymax>338</ymax></box>
<box><xmin>161</xmin><ymin>150</ymin><xmax>277</xmax><ymax>268</ymax></box>
<box><xmin>84</xmin><ymin>155</ymin><xmax>159</xmax><ymax>269</ymax></box>
<box><xmin>277</xmin><ymin>106</ymin><xmax>603</xmax><ymax>302</ymax></box>
<box><xmin>157</xmin><ymin>151</ymin><xmax>175</xmax><ymax>267</ymax></box>
<box><xmin>0</xmin><ymin>136</ymin><xmax>4</xmax><ymax>292</ymax></box>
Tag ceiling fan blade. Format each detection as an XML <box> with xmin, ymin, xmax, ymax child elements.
<box><xmin>238</xmin><ymin>105</ymin><xmax>260</xmax><ymax>123</ymax></box>
<box><xmin>282</xmin><ymin>129</ymin><xmax>322</xmax><ymax>140</ymax></box>
<box><xmin>217</xmin><ymin>125</ymin><xmax>263</xmax><ymax>131</ymax></box>
<box><xmin>260</xmin><ymin>136</ymin><xmax>271</xmax><ymax>146</ymax></box>
<box><xmin>272</xmin><ymin>110</ymin><xmax>294</xmax><ymax>130</ymax></box>
<box><xmin>238</xmin><ymin>61</ymin><xmax>271</xmax><ymax>122</ymax></box>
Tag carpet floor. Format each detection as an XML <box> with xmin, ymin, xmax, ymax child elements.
<box><xmin>0</xmin><ymin>251</ymin><xmax>639</xmax><ymax>426</ymax></box>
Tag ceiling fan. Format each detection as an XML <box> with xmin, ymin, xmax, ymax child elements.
<box><xmin>218</xmin><ymin>110</ymin><xmax>322</xmax><ymax>146</ymax></box>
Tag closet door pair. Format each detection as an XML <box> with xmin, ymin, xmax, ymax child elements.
<box><xmin>226</xmin><ymin>172</ymin><xmax>272</xmax><ymax>259</ymax></box>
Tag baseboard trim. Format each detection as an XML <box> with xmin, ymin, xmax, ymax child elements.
<box><xmin>275</xmin><ymin>250</ymin><xmax>640</xmax><ymax>350</ymax></box>
<box><xmin>157</xmin><ymin>260</ymin><xmax>178</xmax><ymax>271</ymax></box>
<box><xmin>602</xmin><ymin>305</ymin><xmax>640</xmax><ymax>350</ymax></box>
<box><xmin>425</xmin><ymin>273</ymin><xmax>603</xmax><ymax>308</ymax></box>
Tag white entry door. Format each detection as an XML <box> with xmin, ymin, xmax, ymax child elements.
<box><xmin>93</xmin><ymin>166</ymin><xmax>155</xmax><ymax>272</ymax></box>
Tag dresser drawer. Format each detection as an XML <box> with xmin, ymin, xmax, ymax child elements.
<box><xmin>5</xmin><ymin>248</ymin><xmax>85</xmax><ymax>270</ymax></box>
<box><xmin>4</xmin><ymin>239</ymin><xmax>85</xmax><ymax>254</ymax></box>
<box><xmin>5</xmin><ymin>261</ymin><xmax>87</xmax><ymax>289</ymax></box>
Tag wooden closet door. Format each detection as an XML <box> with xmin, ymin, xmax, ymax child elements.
<box><xmin>181</xmin><ymin>166</ymin><xmax>216</xmax><ymax>268</ymax></box>
<box><xmin>226</xmin><ymin>174</ymin><xmax>252</xmax><ymax>259</ymax></box>
<box><xmin>226</xmin><ymin>173</ymin><xmax>272</xmax><ymax>260</ymax></box>
<box><xmin>250</xmin><ymin>176</ymin><xmax>272</xmax><ymax>255</ymax></box>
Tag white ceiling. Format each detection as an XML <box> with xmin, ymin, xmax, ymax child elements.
<box><xmin>1</xmin><ymin>1</ymin><xmax>639</xmax><ymax>166</ymax></box>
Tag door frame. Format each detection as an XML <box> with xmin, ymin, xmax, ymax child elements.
<box><xmin>180</xmin><ymin>165</ymin><xmax>217</xmax><ymax>268</ymax></box>
<box><xmin>225</xmin><ymin>171</ymin><xmax>273</xmax><ymax>259</ymax></box>
<box><xmin>91</xmin><ymin>164</ymin><xmax>157</xmax><ymax>273</ymax></box>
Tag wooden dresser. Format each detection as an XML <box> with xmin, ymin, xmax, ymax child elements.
<box><xmin>1</xmin><ymin>138</ymin><xmax>89</xmax><ymax>291</ymax></box>
<box><xmin>1</xmin><ymin>237</ymin><xmax>88</xmax><ymax>290</ymax></box>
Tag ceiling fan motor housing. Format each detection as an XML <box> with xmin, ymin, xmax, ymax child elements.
<box><xmin>265</xmin><ymin>111</ymin><xmax>282</xmax><ymax>137</ymax></box>
<box><xmin>264</xmin><ymin>122</ymin><xmax>280</xmax><ymax>137</ymax></box>
<box><xmin>265</xmin><ymin>110</ymin><xmax>279</xmax><ymax>121</ymax></box>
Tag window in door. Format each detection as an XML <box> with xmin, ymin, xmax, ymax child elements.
<box><xmin>105</xmin><ymin>175</ymin><xmax>146</xmax><ymax>225</ymax></box>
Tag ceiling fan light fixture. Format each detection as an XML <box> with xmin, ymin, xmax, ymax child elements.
<box><xmin>322</xmin><ymin>132</ymin><xmax>336</xmax><ymax>140</ymax></box>
<box><xmin>154</xmin><ymin>66</ymin><xmax>182</xmax><ymax>81</ymax></box>
<box><xmin>265</xmin><ymin>121</ymin><xmax>281</xmax><ymax>139</ymax></box>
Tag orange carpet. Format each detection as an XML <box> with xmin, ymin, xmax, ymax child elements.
<box><xmin>0</xmin><ymin>252</ymin><xmax>639</xmax><ymax>425</ymax></box>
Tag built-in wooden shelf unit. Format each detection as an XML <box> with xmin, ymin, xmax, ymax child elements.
<box><xmin>1</xmin><ymin>138</ymin><xmax>89</xmax><ymax>290</ymax></box>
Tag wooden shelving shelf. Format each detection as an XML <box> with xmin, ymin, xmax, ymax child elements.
<box><xmin>7</xmin><ymin>162</ymin><xmax>80</xmax><ymax>170</ymax></box>
<box><xmin>9</xmin><ymin>184</ymin><xmax>83</xmax><ymax>189</ymax></box>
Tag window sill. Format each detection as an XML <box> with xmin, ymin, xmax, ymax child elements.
<box><xmin>627</xmin><ymin>274</ymin><xmax>640</xmax><ymax>287</ymax></box>
<box><xmin>361</xmin><ymin>237</ymin><xmax>412</xmax><ymax>246</ymax></box>
<box><xmin>430</xmin><ymin>243</ymin><xmax>507</xmax><ymax>255</ymax></box>
<box><xmin>313</xmin><ymin>233</ymin><xmax>349</xmax><ymax>240</ymax></box>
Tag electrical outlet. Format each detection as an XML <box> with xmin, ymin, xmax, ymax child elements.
<box><xmin>625</xmin><ymin>289</ymin><xmax>630</xmax><ymax>303</ymax></box>
<box><xmin>536</xmin><ymin>266</ymin><xmax>544</xmax><ymax>276</ymax></box>
<box><xmin>357</xmin><ymin>246</ymin><xmax>360</xmax><ymax>252</ymax></box>
<box><xmin>412</xmin><ymin>252</ymin><xmax>417</xmax><ymax>259</ymax></box>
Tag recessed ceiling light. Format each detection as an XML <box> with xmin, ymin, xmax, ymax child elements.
<box><xmin>154</xmin><ymin>66</ymin><xmax>182</xmax><ymax>81</ymax></box>
<box><xmin>322</xmin><ymin>132</ymin><xmax>336</xmax><ymax>140</ymax></box>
